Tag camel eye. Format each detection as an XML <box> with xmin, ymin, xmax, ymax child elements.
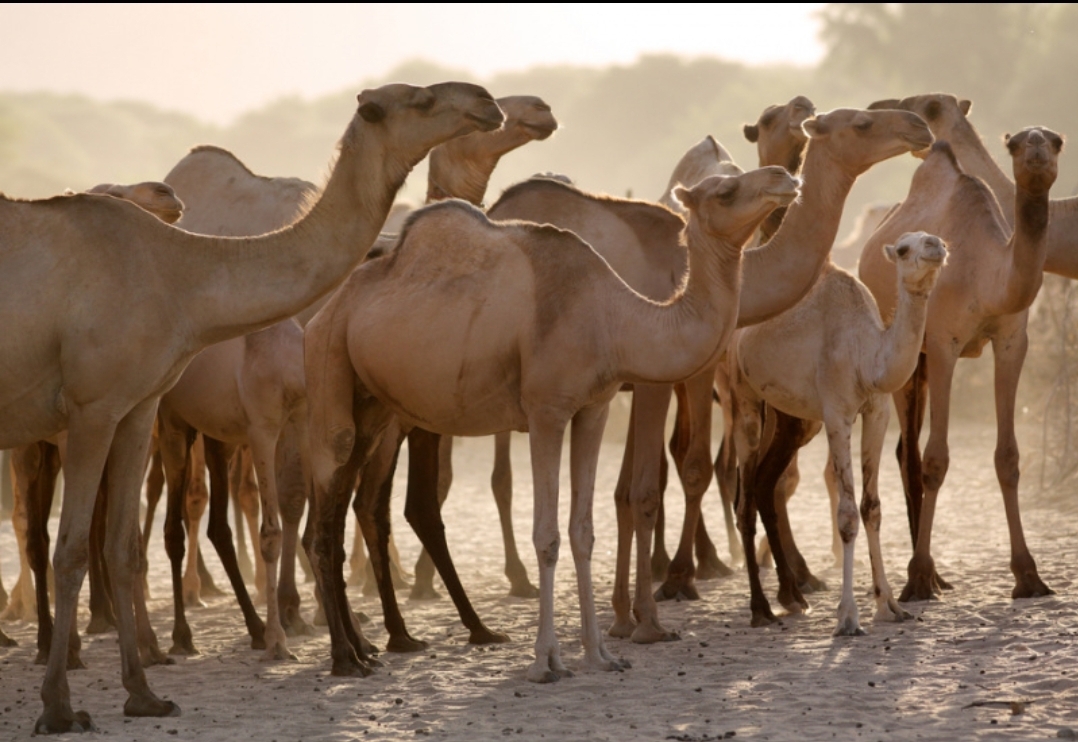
<box><xmin>855</xmin><ymin>119</ymin><xmax>873</xmax><ymax>132</ymax></box>
<box><xmin>896</xmin><ymin>244</ymin><xmax>910</xmax><ymax>258</ymax></box>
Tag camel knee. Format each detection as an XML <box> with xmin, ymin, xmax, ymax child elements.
<box><xmin>837</xmin><ymin>498</ymin><xmax>859</xmax><ymax>544</ymax></box>
<box><xmin>630</xmin><ymin>485</ymin><xmax>661</xmax><ymax>522</ymax></box>
<box><xmin>679</xmin><ymin>449</ymin><xmax>713</xmax><ymax>496</ymax></box>
<box><xmin>104</xmin><ymin>537</ymin><xmax>141</xmax><ymax>584</ymax></box>
<box><xmin>921</xmin><ymin>447</ymin><xmax>949</xmax><ymax>493</ymax></box>
<box><xmin>533</xmin><ymin>531</ymin><xmax>560</xmax><ymax>567</ymax></box>
<box><xmin>327</xmin><ymin>426</ymin><xmax>356</xmax><ymax>467</ymax></box>
<box><xmin>994</xmin><ymin>444</ymin><xmax>1020</xmax><ymax>491</ymax></box>
<box><xmin>568</xmin><ymin>520</ymin><xmax>594</xmax><ymax>561</ymax></box>
<box><xmin>859</xmin><ymin>496</ymin><xmax>881</xmax><ymax>532</ymax></box>
<box><xmin>259</xmin><ymin>524</ymin><xmax>282</xmax><ymax>563</ymax></box>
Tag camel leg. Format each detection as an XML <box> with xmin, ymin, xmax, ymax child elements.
<box><xmin>753</xmin><ymin>410</ymin><xmax>808</xmax><ymax>618</ymax></box>
<box><xmin>157</xmin><ymin>417</ymin><xmax>198</xmax><ymax>656</ymax></box>
<box><xmin>775</xmin><ymin>428</ymin><xmax>829</xmax><ymax>594</ymax></box>
<box><xmin>609</xmin><ymin>401</ymin><xmax>638</xmax><ymax>638</ymax></box>
<box><xmin>570</xmin><ymin>403</ymin><xmax>628</xmax><ymax>673</ymax></box>
<box><xmin>247</xmin><ymin>426</ymin><xmax>293</xmax><ymax>661</ymax></box>
<box><xmin>35</xmin><ymin>411</ymin><xmax>118</xmax><ymax>734</ymax></box>
<box><xmin>628</xmin><ymin>384</ymin><xmax>680</xmax><ymax>643</ymax></box>
<box><xmin>103</xmin><ymin>399</ymin><xmax>181</xmax><ymax>721</ymax></box>
<box><xmin>4</xmin><ymin>449</ymin><xmax>39</xmax><ymax>623</ymax></box>
<box><xmin>410</xmin><ymin>435</ymin><xmax>453</xmax><ymax>600</ymax></box>
<box><xmin>85</xmin><ymin>474</ymin><xmax>117</xmax><ymax>634</ymax></box>
<box><xmin>355</xmin><ymin>420</ymin><xmax>426</xmax><ymax>652</ymax></box>
<box><xmin>235</xmin><ymin>448</ymin><xmax>266</xmax><ymax>603</ymax></box>
<box><xmin>859</xmin><ymin>399</ymin><xmax>910</xmax><ymax>624</ymax></box>
<box><xmin>733</xmin><ymin>400</ymin><xmax>779</xmax><ymax>627</ymax></box>
<box><xmin>347</xmin><ymin>519</ymin><xmax>366</xmax><ymax>588</ymax></box>
<box><xmin>901</xmin><ymin>346</ymin><xmax>957</xmax><ymax>602</ymax></box>
<box><xmin>276</xmin><ymin>420</ymin><xmax>312</xmax><ymax>636</ymax></box>
<box><xmin>140</xmin><ymin>449</ymin><xmax>164</xmax><ymax>598</ymax></box>
<box><xmin>649</xmin><ymin>453</ymin><xmax>670</xmax><ymax>582</ymax></box>
<box><xmin>526</xmin><ymin>410</ymin><xmax>571</xmax><ymax>683</ymax></box>
<box><xmin>492</xmin><ymin>430</ymin><xmax>537</xmax><ymax>597</ymax></box>
<box><xmin>228</xmin><ymin>447</ymin><xmax>255</xmax><ymax>584</ymax></box>
<box><xmin>993</xmin><ymin>328</ymin><xmax>1052</xmax><ymax>598</ymax></box>
<box><xmin>822</xmin><ymin>457</ymin><xmax>844</xmax><ymax>568</ymax></box>
<box><xmin>203</xmin><ymin>436</ymin><xmax>266</xmax><ymax>649</ymax></box>
<box><xmin>893</xmin><ymin>354</ymin><xmax>928</xmax><ymax>548</ymax></box>
<box><xmin>406</xmin><ymin>428</ymin><xmax>509</xmax><ymax>645</ymax></box>
<box><xmin>182</xmin><ymin>437</ymin><xmax>209</xmax><ymax>608</ymax></box>
<box><xmin>713</xmin><ymin>370</ymin><xmax>745</xmax><ymax>567</ymax></box>
<box><xmin>824</xmin><ymin>411</ymin><xmax>863</xmax><ymax>636</ymax></box>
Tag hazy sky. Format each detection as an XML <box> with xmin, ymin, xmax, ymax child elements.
<box><xmin>2</xmin><ymin>4</ymin><xmax>826</xmax><ymax>124</ymax></box>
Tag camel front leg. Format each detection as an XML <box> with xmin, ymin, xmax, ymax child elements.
<box><xmin>713</xmin><ymin>365</ymin><xmax>744</xmax><ymax>566</ymax></box>
<box><xmin>609</xmin><ymin>400</ymin><xmax>637</xmax><ymax>638</ymax></box>
<box><xmin>570</xmin><ymin>403</ymin><xmax>628</xmax><ymax>672</ymax></box>
<box><xmin>104</xmin><ymin>399</ymin><xmax>181</xmax><ymax>720</ymax></box>
<box><xmin>35</xmin><ymin>411</ymin><xmax>117</xmax><ymax>734</ymax></box>
<box><xmin>526</xmin><ymin>411</ymin><xmax>568</xmax><ymax>683</ymax></box>
<box><xmin>823</xmin><ymin>412</ymin><xmax>862</xmax><ymax>636</ymax></box>
<box><xmin>410</xmin><ymin>434</ymin><xmax>453</xmax><ymax>599</ymax></box>
<box><xmin>4</xmin><ymin>447</ymin><xmax>41</xmax><ymax>623</ymax></box>
<box><xmin>627</xmin><ymin>385</ymin><xmax>679</xmax><ymax>643</ymax></box>
<box><xmin>276</xmin><ymin>419</ymin><xmax>312</xmax><ymax>636</ymax></box>
<box><xmin>86</xmin><ymin>474</ymin><xmax>117</xmax><ymax>634</ymax></box>
<box><xmin>859</xmin><ymin>399</ymin><xmax>910</xmax><ymax>624</ymax></box>
<box><xmin>157</xmin><ymin>418</ymin><xmax>198</xmax><ymax>656</ymax></box>
<box><xmin>901</xmin><ymin>345</ymin><xmax>957</xmax><ymax>602</ymax></box>
<box><xmin>992</xmin><ymin>327</ymin><xmax>1052</xmax><ymax>598</ymax></box>
<box><xmin>248</xmin><ymin>426</ymin><xmax>293</xmax><ymax>661</ymax></box>
<box><xmin>491</xmin><ymin>430</ymin><xmax>537</xmax><ymax>597</ymax></box>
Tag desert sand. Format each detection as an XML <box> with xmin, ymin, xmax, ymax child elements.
<box><xmin>1</xmin><ymin>412</ymin><xmax>1075</xmax><ymax>741</ymax></box>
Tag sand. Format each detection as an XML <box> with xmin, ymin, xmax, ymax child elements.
<box><xmin>1</xmin><ymin>418</ymin><xmax>1076</xmax><ymax>741</ymax></box>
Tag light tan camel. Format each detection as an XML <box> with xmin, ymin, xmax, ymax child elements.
<box><xmin>858</xmin><ymin>130</ymin><xmax>1062</xmax><ymax>602</ymax></box>
<box><xmin>655</xmin><ymin>96</ymin><xmax>818</xmax><ymax>593</ymax></box>
<box><xmin>832</xmin><ymin>201</ymin><xmax>895</xmax><ymax>269</ymax></box>
<box><xmin>0</xmin><ymin>81</ymin><xmax>503</xmax><ymax>734</ymax></box>
<box><xmin>732</xmin><ymin>232</ymin><xmax>947</xmax><ymax>632</ymax></box>
<box><xmin>649</xmin><ymin>106</ymin><xmax>932</xmax><ymax>618</ymax></box>
<box><xmin>658</xmin><ymin>135</ymin><xmax>742</xmax><ymax>212</ymax></box>
<box><xmin>304</xmin><ymin>167</ymin><xmax>800</xmax><ymax>681</ymax></box>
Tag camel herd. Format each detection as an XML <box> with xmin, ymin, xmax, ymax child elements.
<box><xmin>0</xmin><ymin>80</ymin><xmax>1066</xmax><ymax>733</ymax></box>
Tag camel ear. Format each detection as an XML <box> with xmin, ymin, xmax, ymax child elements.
<box><xmin>883</xmin><ymin>243</ymin><xmax>898</xmax><ymax>263</ymax></box>
<box><xmin>672</xmin><ymin>185</ymin><xmax>696</xmax><ymax>211</ymax></box>
<box><xmin>358</xmin><ymin>101</ymin><xmax>386</xmax><ymax>123</ymax></box>
<box><xmin>868</xmin><ymin>99</ymin><xmax>900</xmax><ymax>111</ymax></box>
<box><xmin>1004</xmin><ymin>132</ymin><xmax>1019</xmax><ymax>155</ymax></box>
<box><xmin>743</xmin><ymin>124</ymin><xmax>759</xmax><ymax>143</ymax></box>
<box><xmin>959</xmin><ymin>99</ymin><xmax>972</xmax><ymax>116</ymax></box>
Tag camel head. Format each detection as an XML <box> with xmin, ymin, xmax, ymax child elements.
<box><xmin>884</xmin><ymin>231</ymin><xmax>948</xmax><ymax>297</ymax></box>
<box><xmin>344</xmin><ymin>82</ymin><xmax>504</xmax><ymax>175</ymax></box>
<box><xmin>498</xmin><ymin>95</ymin><xmax>558</xmax><ymax>142</ymax></box>
<box><xmin>801</xmin><ymin>108</ymin><xmax>934</xmax><ymax>177</ymax></box>
<box><xmin>743</xmin><ymin>96</ymin><xmax>815</xmax><ymax>173</ymax></box>
<box><xmin>86</xmin><ymin>181</ymin><xmax>185</xmax><ymax>224</ymax></box>
<box><xmin>867</xmin><ymin>94</ymin><xmax>973</xmax><ymax>151</ymax></box>
<box><xmin>674</xmin><ymin>166</ymin><xmax>801</xmax><ymax>248</ymax></box>
<box><xmin>1005</xmin><ymin>126</ymin><xmax>1063</xmax><ymax>196</ymax></box>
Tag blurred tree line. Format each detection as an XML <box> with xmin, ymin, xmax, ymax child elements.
<box><xmin>2</xmin><ymin>3</ymin><xmax>1078</xmax><ymax>477</ymax></box>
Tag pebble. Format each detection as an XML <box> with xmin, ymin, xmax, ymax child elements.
<box><xmin>1057</xmin><ymin>729</ymin><xmax>1077</xmax><ymax>739</ymax></box>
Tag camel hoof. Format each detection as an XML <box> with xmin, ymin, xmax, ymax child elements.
<box><xmin>331</xmin><ymin>656</ymin><xmax>374</xmax><ymax>677</ymax></box>
<box><xmin>833</xmin><ymin>623</ymin><xmax>867</xmax><ymax>637</ymax></box>
<box><xmin>67</xmin><ymin>653</ymin><xmax>87</xmax><ymax>671</ymax></box>
<box><xmin>469</xmin><ymin>627</ymin><xmax>511</xmax><ymax>645</ymax></box>
<box><xmin>529</xmin><ymin>669</ymin><xmax>561</xmax><ymax>684</ymax></box>
<box><xmin>184</xmin><ymin>590</ymin><xmax>207</xmax><ymax>609</ymax></box>
<box><xmin>750</xmin><ymin>602</ymin><xmax>779</xmax><ymax>627</ymax></box>
<box><xmin>409</xmin><ymin>583</ymin><xmax>441</xmax><ymax>601</ymax></box>
<box><xmin>85</xmin><ymin>612</ymin><xmax>117</xmax><ymax>635</ymax></box>
<box><xmin>875</xmin><ymin>601</ymin><xmax>913</xmax><ymax>623</ymax></box>
<box><xmin>124</xmin><ymin>696</ymin><xmax>180</xmax><ymax>718</ymax></box>
<box><xmin>36</xmin><ymin>709</ymin><xmax>97</xmax><ymax>734</ymax></box>
<box><xmin>508</xmin><ymin>581</ymin><xmax>540</xmax><ymax>599</ymax></box>
<box><xmin>1012</xmin><ymin>580</ymin><xmax>1054</xmax><ymax>600</ymax></box>
<box><xmin>798</xmin><ymin>574</ymin><xmax>828</xmax><ymax>593</ymax></box>
<box><xmin>899</xmin><ymin>575</ymin><xmax>938</xmax><ymax>603</ymax></box>
<box><xmin>933</xmin><ymin>570</ymin><xmax>953</xmax><ymax>592</ymax></box>
<box><xmin>168</xmin><ymin>640</ymin><xmax>199</xmax><ymax>657</ymax></box>
<box><xmin>631</xmin><ymin>622</ymin><xmax>680</xmax><ymax>644</ymax></box>
<box><xmin>653</xmin><ymin>580</ymin><xmax>700</xmax><ymax>602</ymax></box>
<box><xmin>607</xmin><ymin>618</ymin><xmax>636</xmax><ymax>639</ymax></box>
<box><xmin>0</xmin><ymin>631</ymin><xmax>16</xmax><ymax>648</ymax></box>
<box><xmin>263</xmin><ymin>643</ymin><xmax>297</xmax><ymax>662</ymax></box>
<box><xmin>139</xmin><ymin>644</ymin><xmax>175</xmax><ymax>668</ymax></box>
<box><xmin>283</xmin><ymin>614</ymin><xmax>315</xmax><ymax>638</ymax></box>
<box><xmin>386</xmin><ymin>634</ymin><xmax>430</xmax><ymax>653</ymax></box>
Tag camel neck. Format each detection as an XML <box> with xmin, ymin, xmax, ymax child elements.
<box><xmin>988</xmin><ymin>185</ymin><xmax>1049</xmax><ymax>315</ymax></box>
<box><xmin>870</xmin><ymin>274</ymin><xmax>932</xmax><ymax>392</ymax></box>
<box><xmin>179</xmin><ymin>126</ymin><xmax>411</xmax><ymax>347</ymax></box>
<box><xmin>428</xmin><ymin>131</ymin><xmax>529</xmax><ymax>206</ymax></box>
<box><xmin>1045</xmin><ymin>197</ymin><xmax>1078</xmax><ymax>279</ymax></box>
<box><xmin>736</xmin><ymin>143</ymin><xmax>855</xmax><ymax>327</ymax></box>
<box><xmin>944</xmin><ymin>120</ymin><xmax>1016</xmax><ymax>226</ymax></box>
<box><xmin>609</xmin><ymin>218</ymin><xmax>743</xmax><ymax>384</ymax></box>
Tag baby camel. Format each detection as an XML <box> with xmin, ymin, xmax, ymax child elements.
<box><xmin>732</xmin><ymin>232</ymin><xmax>947</xmax><ymax>632</ymax></box>
<box><xmin>304</xmin><ymin>167</ymin><xmax>800</xmax><ymax>681</ymax></box>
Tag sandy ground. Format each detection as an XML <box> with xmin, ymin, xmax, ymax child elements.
<box><xmin>1</xmin><ymin>415</ymin><xmax>1076</xmax><ymax>741</ymax></box>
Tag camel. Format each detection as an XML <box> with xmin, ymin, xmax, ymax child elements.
<box><xmin>658</xmin><ymin>135</ymin><xmax>742</xmax><ymax>212</ymax></box>
<box><xmin>156</xmin><ymin>95</ymin><xmax>554</xmax><ymax>658</ymax></box>
<box><xmin>648</xmin><ymin>106</ymin><xmax>931</xmax><ymax>620</ymax></box>
<box><xmin>304</xmin><ymin>165</ymin><xmax>801</xmax><ymax>681</ymax></box>
<box><xmin>2</xmin><ymin>182</ymin><xmax>186</xmax><ymax>665</ymax></box>
<box><xmin>0</xmin><ymin>81</ymin><xmax>503</xmax><ymax>734</ymax></box>
<box><xmin>857</xmin><ymin>128</ymin><xmax>1062</xmax><ymax>603</ymax></box>
<box><xmin>832</xmin><ymin>201</ymin><xmax>896</xmax><ymax>269</ymax></box>
<box><xmin>868</xmin><ymin>93</ymin><xmax>1078</xmax><ymax>282</ymax></box>
<box><xmin>653</xmin><ymin>96</ymin><xmax>818</xmax><ymax>595</ymax></box>
<box><xmin>731</xmin><ymin>232</ymin><xmax>947</xmax><ymax>631</ymax></box>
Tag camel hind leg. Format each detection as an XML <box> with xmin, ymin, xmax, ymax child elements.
<box><xmin>491</xmin><ymin>430</ymin><xmax>537</xmax><ymax>597</ymax></box>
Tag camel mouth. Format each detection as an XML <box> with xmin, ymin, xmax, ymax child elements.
<box><xmin>766</xmin><ymin>185</ymin><xmax>801</xmax><ymax>206</ymax></box>
<box><xmin>468</xmin><ymin>111</ymin><xmax>505</xmax><ymax>133</ymax></box>
<box><xmin>521</xmin><ymin>121</ymin><xmax>558</xmax><ymax>140</ymax></box>
<box><xmin>904</xmin><ymin>133</ymin><xmax>935</xmax><ymax>154</ymax></box>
